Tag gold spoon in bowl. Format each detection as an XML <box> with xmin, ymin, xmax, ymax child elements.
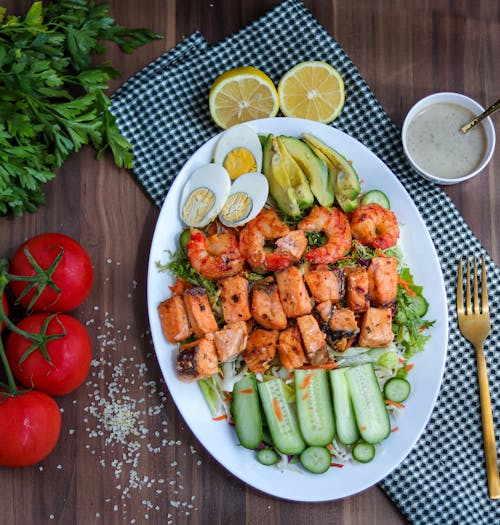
<box><xmin>461</xmin><ymin>98</ymin><xmax>500</xmax><ymax>133</ymax></box>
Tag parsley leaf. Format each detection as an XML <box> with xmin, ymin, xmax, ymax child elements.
<box><xmin>0</xmin><ymin>0</ymin><xmax>163</xmax><ymax>216</ymax></box>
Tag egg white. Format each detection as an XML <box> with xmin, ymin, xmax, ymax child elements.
<box><xmin>213</xmin><ymin>124</ymin><xmax>263</xmax><ymax>177</ymax></box>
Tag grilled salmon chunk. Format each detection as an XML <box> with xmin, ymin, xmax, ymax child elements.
<box><xmin>158</xmin><ymin>296</ymin><xmax>192</xmax><ymax>343</ymax></box>
<box><xmin>316</xmin><ymin>300</ymin><xmax>333</xmax><ymax>323</ymax></box>
<box><xmin>296</xmin><ymin>314</ymin><xmax>328</xmax><ymax>366</ymax></box>
<box><xmin>169</xmin><ymin>277</ymin><xmax>191</xmax><ymax>296</ymax></box>
<box><xmin>251</xmin><ymin>276</ymin><xmax>288</xmax><ymax>330</ymax></box>
<box><xmin>176</xmin><ymin>337</ymin><xmax>218</xmax><ymax>382</ymax></box>
<box><xmin>304</xmin><ymin>266</ymin><xmax>344</xmax><ymax>303</ymax></box>
<box><xmin>278</xmin><ymin>325</ymin><xmax>307</xmax><ymax>370</ymax></box>
<box><xmin>183</xmin><ymin>287</ymin><xmax>218</xmax><ymax>338</ymax></box>
<box><xmin>275</xmin><ymin>266</ymin><xmax>313</xmax><ymax>318</ymax></box>
<box><xmin>274</xmin><ymin>230</ymin><xmax>308</xmax><ymax>263</ymax></box>
<box><xmin>217</xmin><ymin>275</ymin><xmax>251</xmax><ymax>324</ymax></box>
<box><xmin>345</xmin><ymin>267</ymin><xmax>370</xmax><ymax>313</ymax></box>
<box><xmin>358</xmin><ymin>307</ymin><xmax>394</xmax><ymax>347</ymax></box>
<box><xmin>329</xmin><ymin>308</ymin><xmax>359</xmax><ymax>351</ymax></box>
<box><xmin>213</xmin><ymin>321</ymin><xmax>248</xmax><ymax>362</ymax></box>
<box><xmin>367</xmin><ymin>256</ymin><xmax>398</xmax><ymax>307</ymax></box>
<box><xmin>243</xmin><ymin>328</ymin><xmax>278</xmax><ymax>374</ymax></box>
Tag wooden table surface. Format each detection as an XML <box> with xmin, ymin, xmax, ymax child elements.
<box><xmin>1</xmin><ymin>1</ymin><xmax>498</xmax><ymax>524</ymax></box>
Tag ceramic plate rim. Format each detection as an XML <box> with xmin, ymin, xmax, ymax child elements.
<box><xmin>146</xmin><ymin>117</ymin><xmax>448</xmax><ymax>502</ymax></box>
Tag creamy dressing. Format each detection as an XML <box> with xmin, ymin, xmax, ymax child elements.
<box><xmin>406</xmin><ymin>103</ymin><xmax>487</xmax><ymax>179</ymax></box>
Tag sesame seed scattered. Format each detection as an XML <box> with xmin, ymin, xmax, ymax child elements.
<box><xmin>77</xmin><ymin>278</ymin><xmax>200</xmax><ymax>522</ymax></box>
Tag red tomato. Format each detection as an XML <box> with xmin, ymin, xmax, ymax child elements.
<box><xmin>6</xmin><ymin>313</ymin><xmax>92</xmax><ymax>396</ymax></box>
<box><xmin>1</xmin><ymin>291</ymin><xmax>7</xmax><ymax>332</ymax></box>
<box><xmin>9</xmin><ymin>233</ymin><xmax>93</xmax><ymax>312</ymax></box>
<box><xmin>0</xmin><ymin>390</ymin><xmax>62</xmax><ymax>467</ymax></box>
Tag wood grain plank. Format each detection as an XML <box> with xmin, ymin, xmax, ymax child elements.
<box><xmin>0</xmin><ymin>1</ymin><xmax>498</xmax><ymax>524</ymax></box>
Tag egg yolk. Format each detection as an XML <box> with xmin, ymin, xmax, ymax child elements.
<box><xmin>220</xmin><ymin>192</ymin><xmax>253</xmax><ymax>223</ymax></box>
<box><xmin>223</xmin><ymin>148</ymin><xmax>257</xmax><ymax>180</ymax></box>
<box><xmin>182</xmin><ymin>187</ymin><xmax>215</xmax><ymax>227</ymax></box>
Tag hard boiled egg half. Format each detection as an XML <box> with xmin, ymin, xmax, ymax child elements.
<box><xmin>213</xmin><ymin>124</ymin><xmax>263</xmax><ymax>180</ymax></box>
<box><xmin>218</xmin><ymin>172</ymin><xmax>269</xmax><ymax>227</ymax></box>
<box><xmin>180</xmin><ymin>124</ymin><xmax>269</xmax><ymax>229</ymax></box>
<box><xmin>179</xmin><ymin>164</ymin><xmax>231</xmax><ymax>228</ymax></box>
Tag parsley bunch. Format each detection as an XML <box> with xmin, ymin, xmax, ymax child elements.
<box><xmin>0</xmin><ymin>0</ymin><xmax>162</xmax><ymax>215</ymax></box>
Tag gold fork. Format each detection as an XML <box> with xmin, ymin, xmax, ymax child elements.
<box><xmin>457</xmin><ymin>256</ymin><xmax>500</xmax><ymax>499</ymax></box>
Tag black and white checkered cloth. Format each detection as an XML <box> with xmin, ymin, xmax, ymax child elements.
<box><xmin>110</xmin><ymin>1</ymin><xmax>499</xmax><ymax>522</ymax></box>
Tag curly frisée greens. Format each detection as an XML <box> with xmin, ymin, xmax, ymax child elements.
<box><xmin>156</xmin><ymin>130</ymin><xmax>434</xmax><ymax>474</ymax></box>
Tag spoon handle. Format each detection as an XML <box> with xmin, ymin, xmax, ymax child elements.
<box><xmin>460</xmin><ymin>98</ymin><xmax>500</xmax><ymax>133</ymax></box>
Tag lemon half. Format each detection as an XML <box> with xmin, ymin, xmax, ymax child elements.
<box><xmin>209</xmin><ymin>66</ymin><xmax>280</xmax><ymax>129</ymax></box>
<box><xmin>278</xmin><ymin>61</ymin><xmax>345</xmax><ymax>123</ymax></box>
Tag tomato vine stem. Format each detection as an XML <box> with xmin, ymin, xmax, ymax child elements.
<box><xmin>0</xmin><ymin>257</ymin><xmax>66</xmax><ymax>393</ymax></box>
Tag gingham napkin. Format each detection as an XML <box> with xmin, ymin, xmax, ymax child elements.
<box><xmin>110</xmin><ymin>0</ymin><xmax>500</xmax><ymax>522</ymax></box>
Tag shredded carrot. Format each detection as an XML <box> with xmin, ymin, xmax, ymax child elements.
<box><xmin>331</xmin><ymin>463</ymin><xmax>344</xmax><ymax>468</ymax></box>
<box><xmin>398</xmin><ymin>275</ymin><xmax>417</xmax><ymax>297</ymax></box>
<box><xmin>299</xmin><ymin>362</ymin><xmax>339</xmax><ymax>370</ymax></box>
<box><xmin>405</xmin><ymin>363</ymin><xmax>414</xmax><ymax>373</ymax></box>
<box><xmin>302</xmin><ymin>392</ymin><xmax>310</xmax><ymax>401</ymax></box>
<box><xmin>375</xmin><ymin>248</ymin><xmax>388</xmax><ymax>257</ymax></box>
<box><xmin>385</xmin><ymin>399</ymin><xmax>406</xmax><ymax>409</ymax></box>
<box><xmin>391</xmin><ymin>426</ymin><xmax>399</xmax><ymax>433</ymax></box>
<box><xmin>360</xmin><ymin>425</ymin><xmax>367</xmax><ymax>431</ymax></box>
<box><xmin>273</xmin><ymin>398</ymin><xmax>283</xmax><ymax>422</ymax></box>
<box><xmin>239</xmin><ymin>388</ymin><xmax>254</xmax><ymax>394</ymax></box>
<box><xmin>213</xmin><ymin>414</ymin><xmax>228</xmax><ymax>421</ymax></box>
<box><xmin>327</xmin><ymin>443</ymin><xmax>334</xmax><ymax>452</ymax></box>
<box><xmin>299</xmin><ymin>371</ymin><xmax>314</xmax><ymax>390</ymax></box>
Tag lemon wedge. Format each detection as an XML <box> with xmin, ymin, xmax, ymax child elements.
<box><xmin>209</xmin><ymin>66</ymin><xmax>280</xmax><ymax>129</ymax></box>
<box><xmin>278</xmin><ymin>61</ymin><xmax>345</xmax><ymax>123</ymax></box>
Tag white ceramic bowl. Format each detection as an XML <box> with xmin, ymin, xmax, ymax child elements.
<box><xmin>402</xmin><ymin>92</ymin><xmax>496</xmax><ymax>185</ymax></box>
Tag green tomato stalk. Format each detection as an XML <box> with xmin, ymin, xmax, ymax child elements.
<box><xmin>0</xmin><ymin>257</ymin><xmax>65</xmax><ymax>395</ymax></box>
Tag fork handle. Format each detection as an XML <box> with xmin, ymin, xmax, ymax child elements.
<box><xmin>475</xmin><ymin>343</ymin><xmax>500</xmax><ymax>499</ymax></box>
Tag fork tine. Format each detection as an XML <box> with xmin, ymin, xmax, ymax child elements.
<box><xmin>481</xmin><ymin>255</ymin><xmax>489</xmax><ymax>314</ymax></box>
<box><xmin>465</xmin><ymin>257</ymin><xmax>472</xmax><ymax>314</ymax></box>
<box><xmin>457</xmin><ymin>257</ymin><xmax>464</xmax><ymax>315</ymax></box>
<box><xmin>473</xmin><ymin>256</ymin><xmax>480</xmax><ymax>314</ymax></box>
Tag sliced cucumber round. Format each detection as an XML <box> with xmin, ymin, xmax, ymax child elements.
<box><xmin>384</xmin><ymin>377</ymin><xmax>411</xmax><ymax>403</ymax></box>
<box><xmin>299</xmin><ymin>446</ymin><xmax>332</xmax><ymax>474</ymax></box>
<box><xmin>179</xmin><ymin>228</ymin><xmax>191</xmax><ymax>251</ymax></box>
<box><xmin>352</xmin><ymin>441</ymin><xmax>375</xmax><ymax>463</ymax></box>
<box><xmin>257</xmin><ymin>447</ymin><xmax>279</xmax><ymax>466</ymax></box>
<box><xmin>361</xmin><ymin>189</ymin><xmax>390</xmax><ymax>209</ymax></box>
<box><xmin>411</xmin><ymin>294</ymin><xmax>429</xmax><ymax>317</ymax></box>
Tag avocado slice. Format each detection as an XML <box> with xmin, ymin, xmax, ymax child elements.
<box><xmin>279</xmin><ymin>136</ymin><xmax>334</xmax><ymax>207</ymax></box>
<box><xmin>262</xmin><ymin>134</ymin><xmax>301</xmax><ymax>218</ymax></box>
<box><xmin>274</xmin><ymin>137</ymin><xmax>314</xmax><ymax>210</ymax></box>
<box><xmin>302</xmin><ymin>133</ymin><xmax>361</xmax><ymax>212</ymax></box>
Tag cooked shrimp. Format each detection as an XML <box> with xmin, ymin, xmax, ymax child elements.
<box><xmin>350</xmin><ymin>203</ymin><xmax>399</xmax><ymax>250</ymax></box>
<box><xmin>297</xmin><ymin>206</ymin><xmax>352</xmax><ymax>264</ymax></box>
<box><xmin>239</xmin><ymin>208</ymin><xmax>296</xmax><ymax>272</ymax></box>
<box><xmin>187</xmin><ymin>229</ymin><xmax>245</xmax><ymax>280</ymax></box>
